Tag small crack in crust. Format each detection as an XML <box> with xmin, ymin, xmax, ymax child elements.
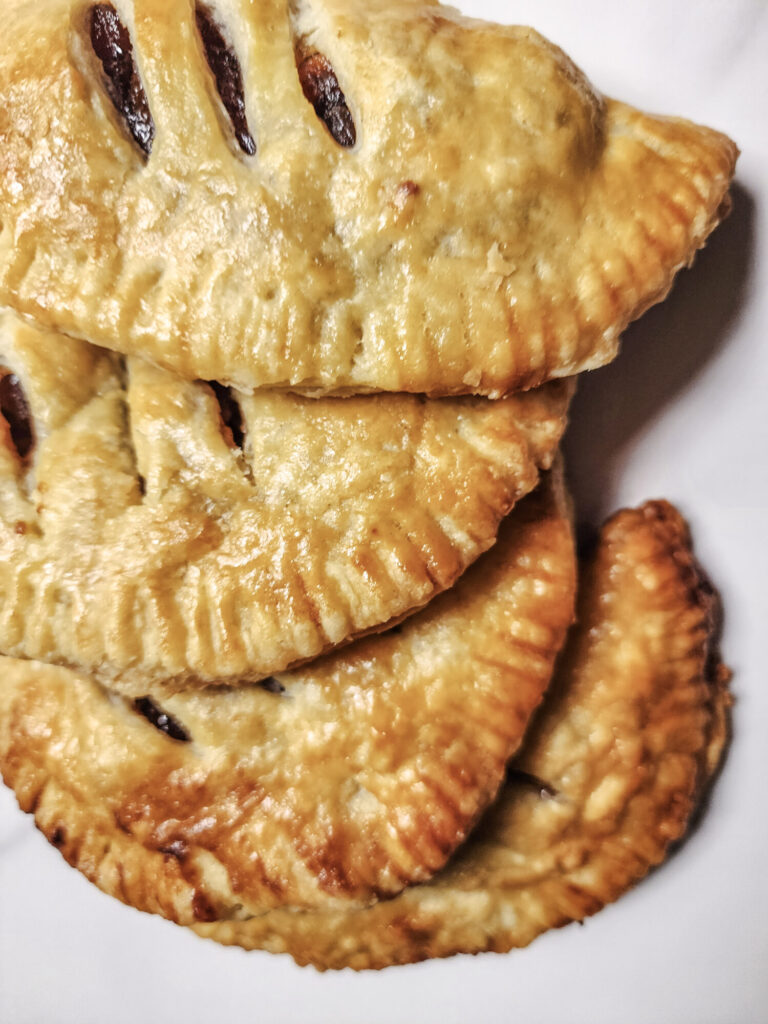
<box><xmin>0</xmin><ymin>474</ymin><xmax>577</xmax><ymax>910</ymax></box>
<box><xmin>0</xmin><ymin>309</ymin><xmax>571</xmax><ymax>691</ymax></box>
<box><xmin>0</xmin><ymin>0</ymin><xmax>737</xmax><ymax>396</ymax></box>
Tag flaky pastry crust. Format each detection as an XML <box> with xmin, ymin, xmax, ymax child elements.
<box><xmin>0</xmin><ymin>474</ymin><xmax>576</xmax><ymax>910</ymax></box>
<box><xmin>0</xmin><ymin>0</ymin><xmax>737</xmax><ymax>396</ymax></box>
<box><xmin>191</xmin><ymin>500</ymin><xmax>731</xmax><ymax>968</ymax></box>
<box><xmin>0</xmin><ymin>309</ymin><xmax>570</xmax><ymax>690</ymax></box>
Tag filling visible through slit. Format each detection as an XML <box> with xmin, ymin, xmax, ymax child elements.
<box><xmin>195</xmin><ymin>4</ymin><xmax>256</xmax><ymax>155</ymax></box>
<box><xmin>258</xmin><ymin>677</ymin><xmax>286</xmax><ymax>695</ymax></box>
<box><xmin>208</xmin><ymin>381</ymin><xmax>245</xmax><ymax>450</ymax></box>
<box><xmin>133</xmin><ymin>697</ymin><xmax>190</xmax><ymax>742</ymax></box>
<box><xmin>89</xmin><ymin>3</ymin><xmax>155</xmax><ymax>155</ymax></box>
<box><xmin>0</xmin><ymin>369</ymin><xmax>34</xmax><ymax>461</ymax></box>
<box><xmin>297</xmin><ymin>51</ymin><xmax>356</xmax><ymax>148</ymax></box>
<box><xmin>506</xmin><ymin>768</ymin><xmax>558</xmax><ymax>799</ymax></box>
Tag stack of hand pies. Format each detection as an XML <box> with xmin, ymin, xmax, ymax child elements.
<box><xmin>0</xmin><ymin>0</ymin><xmax>737</xmax><ymax>970</ymax></box>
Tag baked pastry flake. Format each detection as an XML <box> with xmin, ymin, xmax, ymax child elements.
<box><xmin>0</xmin><ymin>309</ymin><xmax>570</xmax><ymax>691</ymax></box>
<box><xmin>0</xmin><ymin>0</ymin><xmax>737</xmax><ymax>396</ymax></box>
<box><xmin>0</xmin><ymin>472</ymin><xmax>577</xmax><ymax>910</ymax></box>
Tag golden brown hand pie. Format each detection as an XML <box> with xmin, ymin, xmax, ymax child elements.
<box><xmin>0</xmin><ymin>309</ymin><xmax>570</xmax><ymax>691</ymax></box>
<box><xmin>191</xmin><ymin>501</ymin><xmax>730</xmax><ymax>968</ymax></box>
<box><xmin>0</xmin><ymin>473</ymin><xmax>576</xmax><ymax>911</ymax></box>
<box><xmin>0</xmin><ymin>0</ymin><xmax>737</xmax><ymax>396</ymax></box>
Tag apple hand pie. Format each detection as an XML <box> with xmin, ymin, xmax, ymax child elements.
<box><xmin>192</xmin><ymin>500</ymin><xmax>731</xmax><ymax>968</ymax></box>
<box><xmin>0</xmin><ymin>0</ymin><xmax>737</xmax><ymax>396</ymax></box>
<box><xmin>0</xmin><ymin>474</ymin><xmax>576</xmax><ymax>911</ymax></box>
<box><xmin>0</xmin><ymin>308</ymin><xmax>570</xmax><ymax>691</ymax></box>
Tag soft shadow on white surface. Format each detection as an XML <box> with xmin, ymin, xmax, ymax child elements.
<box><xmin>564</xmin><ymin>182</ymin><xmax>756</xmax><ymax>534</ymax></box>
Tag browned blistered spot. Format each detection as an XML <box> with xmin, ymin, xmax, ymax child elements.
<box><xmin>192</xmin><ymin>889</ymin><xmax>218</xmax><ymax>922</ymax></box>
<box><xmin>562</xmin><ymin>882</ymin><xmax>604</xmax><ymax>918</ymax></box>
<box><xmin>388</xmin><ymin>915</ymin><xmax>436</xmax><ymax>958</ymax></box>
<box><xmin>159</xmin><ymin>838</ymin><xmax>189</xmax><ymax>861</ymax></box>
<box><xmin>14</xmin><ymin>521</ymin><xmax>27</xmax><ymax>535</ymax></box>
<box><xmin>113</xmin><ymin>811</ymin><xmax>131</xmax><ymax>835</ymax></box>
<box><xmin>225</xmin><ymin>844</ymin><xmax>286</xmax><ymax>902</ymax></box>
<box><xmin>119</xmin><ymin>776</ymin><xmax>265</xmax><ymax>868</ymax></box>
<box><xmin>299</xmin><ymin>828</ymin><xmax>358</xmax><ymax>896</ymax></box>
<box><xmin>50</xmin><ymin>826</ymin><xmax>67</xmax><ymax>848</ymax></box>
<box><xmin>390</xmin><ymin>180</ymin><xmax>421</xmax><ymax>226</ymax></box>
<box><xmin>395</xmin><ymin>180</ymin><xmax>420</xmax><ymax>207</ymax></box>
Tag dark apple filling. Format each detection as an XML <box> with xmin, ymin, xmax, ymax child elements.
<box><xmin>133</xmin><ymin>697</ymin><xmax>191</xmax><ymax>742</ymax></box>
<box><xmin>195</xmin><ymin>4</ymin><xmax>256</xmax><ymax>156</ymax></box>
<box><xmin>297</xmin><ymin>52</ymin><xmax>356</xmax><ymax>148</ymax></box>
<box><xmin>90</xmin><ymin>3</ymin><xmax>155</xmax><ymax>155</ymax></box>
<box><xmin>208</xmin><ymin>381</ymin><xmax>245</xmax><ymax>450</ymax></box>
<box><xmin>0</xmin><ymin>370</ymin><xmax>34</xmax><ymax>461</ymax></box>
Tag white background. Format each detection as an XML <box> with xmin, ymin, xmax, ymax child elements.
<box><xmin>1</xmin><ymin>2</ymin><xmax>767</xmax><ymax>1021</ymax></box>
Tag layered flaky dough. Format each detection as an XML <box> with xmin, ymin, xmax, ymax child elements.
<box><xmin>191</xmin><ymin>501</ymin><xmax>731</xmax><ymax>968</ymax></box>
<box><xmin>0</xmin><ymin>474</ymin><xmax>577</xmax><ymax>911</ymax></box>
<box><xmin>0</xmin><ymin>0</ymin><xmax>736</xmax><ymax>396</ymax></box>
<box><xmin>0</xmin><ymin>309</ymin><xmax>570</xmax><ymax>691</ymax></box>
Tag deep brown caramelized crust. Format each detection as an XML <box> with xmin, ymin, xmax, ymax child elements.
<box><xmin>0</xmin><ymin>309</ymin><xmax>571</xmax><ymax>691</ymax></box>
<box><xmin>0</xmin><ymin>475</ymin><xmax>577</xmax><ymax>911</ymax></box>
<box><xmin>189</xmin><ymin>500</ymin><xmax>731</xmax><ymax>968</ymax></box>
<box><xmin>0</xmin><ymin>0</ymin><xmax>737</xmax><ymax>396</ymax></box>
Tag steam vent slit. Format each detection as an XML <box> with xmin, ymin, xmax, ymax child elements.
<box><xmin>133</xmin><ymin>697</ymin><xmax>191</xmax><ymax>742</ymax></box>
<box><xmin>506</xmin><ymin>768</ymin><xmax>558</xmax><ymax>799</ymax></box>
<box><xmin>89</xmin><ymin>4</ymin><xmax>156</xmax><ymax>155</ymax></box>
<box><xmin>195</xmin><ymin>3</ymin><xmax>256</xmax><ymax>156</ymax></box>
<box><xmin>0</xmin><ymin>370</ymin><xmax>34</xmax><ymax>461</ymax></box>
<box><xmin>208</xmin><ymin>381</ymin><xmax>246</xmax><ymax>450</ymax></box>
<box><xmin>296</xmin><ymin>48</ymin><xmax>356</xmax><ymax>147</ymax></box>
<box><xmin>258</xmin><ymin>677</ymin><xmax>286</xmax><ymax>695</ymax></box>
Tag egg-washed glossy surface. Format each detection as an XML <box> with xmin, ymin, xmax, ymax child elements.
<box><xmin>0</xmin><ymin>474</ymin><xmax>576</xmax><ymax>911</ymax></box>
<box><xmin>194</xmin><ymin>501</ymin><xmax>731</xmax><ymax>967</ymax></box>
<box><xmin>0</xmin><ymin>309</ymin><xmax>570</xmax><ymax>692</ymax></box>
<box><xmin>0</xmin><ymin>0</ymin><xmax>736</xmax><ymax>396</ymax></box>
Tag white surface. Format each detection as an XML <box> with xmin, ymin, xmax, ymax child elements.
<box><xmin>1</xmin><ymin>2</ymin><xmax>767</xmax><ymax>1021</ymax></box>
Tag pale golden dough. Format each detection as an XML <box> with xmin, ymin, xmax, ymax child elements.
<box><xmin>190</xmin><ymin>501</ymin><xmax>731</xmax><ymax>968</ymax></box>
<box><xmin>0</xmin><ymin>309</ymin><xmax>570</xmax><ymax>691</ymax></box>
<box><xmin>0</xmin><ymin>0</ymin><xmax>737</xmax><ymax>396</ymax></box>
<box><xmin>0</xmin><ymin>475</ymin><xmax>576</xmax><ymax>910</ymax></box>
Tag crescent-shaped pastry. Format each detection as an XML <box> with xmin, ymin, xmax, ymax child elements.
<box><xmin>0</xmin><ymin>473</ymin><xmax>576</xmax><ymax>909</ymax></box>
<box><xmin>0</xmin><ymin>0</ymin><xmax>737</xmax><ymax>396</ymax></box>
<box><xmin>0</xmin><ymin>309</ymin><xmax>570</xmax><ymax>691</ymax></box>
<box><xmin>191</xmin><ymin>501</ymin><xmax>730</xmax><ymax>966</ymax></box>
